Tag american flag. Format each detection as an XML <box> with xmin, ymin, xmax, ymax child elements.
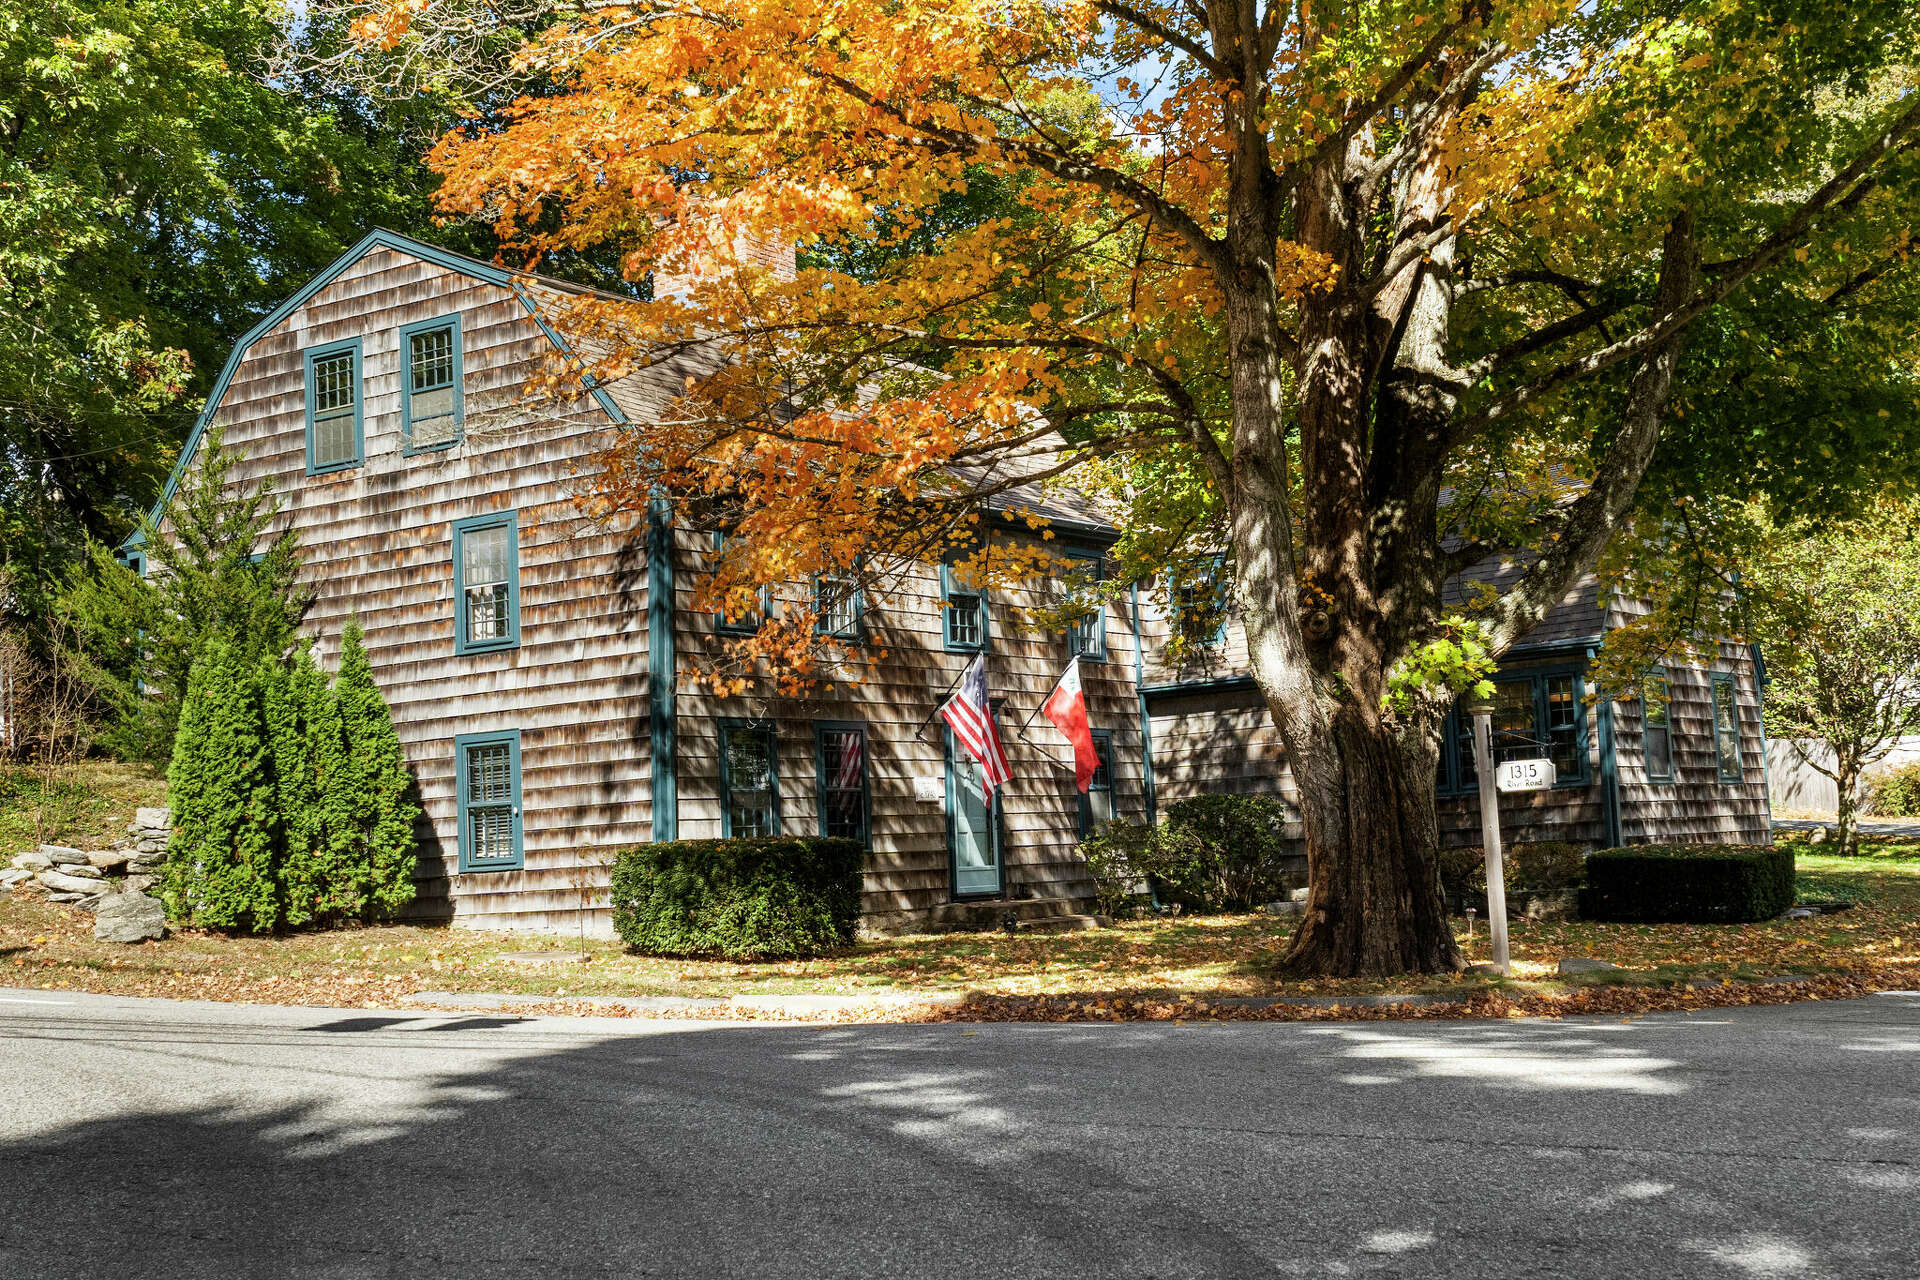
<box><xmin>940</xmin><ymin>654</ymin><xmax>1011</xmax><ymax>804</ymax></box>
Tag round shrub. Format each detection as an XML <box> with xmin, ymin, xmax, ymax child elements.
<box><xmin>1154</xmin><ymin>794</ymin><xmax>1295</xmax><ymax>913</ymax></box>
<box><xmin>1580</xmin><ymin>844</ymin><xmax>1794</xmax><ymax>924</ymax></box>
<box><xmin>1864</xmin><ymin>761</ymin><xmax>1920</xmax><ymax>818</ymax></box>
<box><xmin>609</xmin><ymin>836</ymin><xmax>864</xmax><ymax>960</ymax></box>
<box><xmin>1077</xmin><ymin>823</ymin><xmax>1165</xmax><ymax>919</ymax></box>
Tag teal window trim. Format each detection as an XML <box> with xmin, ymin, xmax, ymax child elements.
<box><xmin>1711</xmin><ymin>673</ymin><xmax>1744</xmax><ymax>783</ymax></box>
<box><xmin>719</xmin><ymin>719</ymin><xmax>780</xmax><ymax>838</ymax></box>
<box><xmin>399</xmin><ymin>313</ymin><xmax>465</xmax><ymax>455</ymax></box>
<box><xmin>1642</xmin><ymin>667</ymin><xmax>1675</xmax><ymax>784</ymax></box>
<box><xmin>455</xmin><ymin>729</ymin><xmax>523</xmax><ymax>872</ymax></box>
<box><xmin>814</xmin><ymin>720</ymin><xmax>871</xmax><ymax>848</ymax></box>
<box><xmin>1077</xmin><ymin>728</ymin><xmax>1115</xmax><ymax>838</ymax></box>
<box><xmin>712</xmin><ymin>532</ymin><xmax>769</xmax><ymax>634</ymax></box>
<box><xmin>1436</xmin><ymin>668</ymin><xmax>1591</xmax><ymax>794</ymax></box>
<box><xmin>452</xmin><ymin>511</ymin><xmax>521</xmax><ymax>655</ymax></box>
<box><xmin>1064</xmin><ymin>550</ymin><xmax>1107</xmax><ymax>661</ymax></box>
<box><xmin>941</xmin><ymin>562</ymin><xmax>989</xmax><ymax>653</ymax></box>
<box><xmin>303</xmin><ymin>337</ymin><xmax>364</xmax><ymax>476</ymax></box>
<box><xmin>813</xmin><ymin>572</ymin><xmax>865</xmax><ymax>640</ymax></box>
<box><xmin>125</xmin><ymin>551</ymin><xmax>146</xmax><ymax>578</ymax></box>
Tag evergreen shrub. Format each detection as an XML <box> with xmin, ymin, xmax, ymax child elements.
<box><xmin>609</xmin><ymin>837</ymin><xmax>864</xmax><ymax>960</ymax></box>
<box><xmin>1153</xmin><ymin>794</ymin><xmax>1296</xmax><ymax>912</ymax></box>
<box><xmin>1580</xmin><ymin>845</ymin><xmax>1795</xmax><ymax>923</ymax></box>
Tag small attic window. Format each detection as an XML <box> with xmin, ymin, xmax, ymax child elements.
<box><xmin>402</xmin><ymin>316</ymin><xmax>464</xmax><ymax>452</ymax></box>
<box><xmin>304</xmin><ymin>339</ymin><xmax>363</xmax><ymax>475</ymax></box>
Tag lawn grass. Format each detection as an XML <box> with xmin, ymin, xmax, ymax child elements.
<box><xmin>6</xmin><ymin>835</ymin><xmax>1920</xmax><ymax>1013</ymax></box>
<box><xmin>0</xmin><ymin>760</ymin><xmax>166</xmax><ymax>860</ymax></box>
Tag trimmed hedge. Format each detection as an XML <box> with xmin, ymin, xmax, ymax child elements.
<box><xmin>1580</xmin><ymin>844</ymin><xmax>1795</xmax><ymax>923</ymax></box>
<box><xmin>1153</xmin><ymin>794</ymin><xmax>1297</xmax><ymax>913</ymax></box>
<box><xmin>609</xmin><ymin>837</ymin><xmax>864</xmax><ymax>960</ymax></box>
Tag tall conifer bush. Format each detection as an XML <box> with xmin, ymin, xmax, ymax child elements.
<box><xmin>164</xmin><ymin>642</ymin><xmax>282</xmax><ymax>931</ymax></box>
<box><xmin>334</xmin><ymin>621</ymin><xmax>419</xmax><ymax>918</ymax></box>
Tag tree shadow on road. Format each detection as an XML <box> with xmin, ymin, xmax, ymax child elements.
<box><xmin>2</xmin><ymin>998</ymin><xmax>1917</xmax><ymax>1279</ymax></box>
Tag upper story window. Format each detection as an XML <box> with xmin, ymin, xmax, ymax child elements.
<box><xmin>1711</xmin><ymin>674</ymin><xmax>1744</xmax><ymax>783</ymax></box>
<box><xmin>1171</xmin><ymin>556</ymin><xmax>1228</xmax><ymax>646</ymax></box>
<box><xmin>402</xmin><ymin>315</ymin><xmax>464</xmax><ymax>452</ymax></box>
<box><xmin>303</xmin><ymin>338</ymin><xmax>363</xmax><ymax>475</ymax></box>
<box><xmin>814</xmin><ymin>573</ymin><xmax>863</xmax><ymax>639</ymax></box>
<box><xmin>712</xmin><ymin>532</ymin><xmax>768</xmax><ymax>634</ymax></box>
<box><xmin>1064</xmin><ymin>551</ymin><xmax>1106</xmax><ymax>661</ymax></box>
<box><xmin>942</xmin><ymin>564</ymin><xmax>987</xmax><ymax>652</ymax></box>
<box><xmin>453</xmin><ymin>512</ymin><xmax>520</xmax><ymax>655</ymax></box>
<box><xmin>1642</xmin><ymin>669</ymin><xmax>1674</xmax><ymax>782</ymax></box>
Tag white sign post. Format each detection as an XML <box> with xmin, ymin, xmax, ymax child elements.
<box><xmin>1468</xmin><ymin>705</ymin><xmax>1512</xmax><ymax>975</ymax></box>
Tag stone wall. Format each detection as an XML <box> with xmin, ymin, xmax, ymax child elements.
<box><xmin>1</xmin><ymin>808</ymin><xmax>170</xmax><ymax>942</ymax></box>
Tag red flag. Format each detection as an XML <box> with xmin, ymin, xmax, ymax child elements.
<box><xmin>1042</xmin><ymin>656</ymin><xmax>1100</xmax><ymax>794</ymax></box>
<box><xmin>939</xmin><ymin>654</ymin><xmax>1011</xmax><ymax>803</ymax></box>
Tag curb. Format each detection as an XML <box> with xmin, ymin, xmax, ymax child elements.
<box><xmin>401</xmin><ymin>989</ymin><xmax>971</xmax><ymax>1018</ymax></box>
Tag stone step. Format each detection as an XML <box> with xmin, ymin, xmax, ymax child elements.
<box><xmin>1014</xmin><ymin>914</ymin><xmax>1106</xmax><ymax>934</ymax></box>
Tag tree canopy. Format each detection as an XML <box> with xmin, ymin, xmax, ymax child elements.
<box><xmin>292</xmin><ymin>0</ymin><xmax>1920</xmax><ymax>972</ymax></box>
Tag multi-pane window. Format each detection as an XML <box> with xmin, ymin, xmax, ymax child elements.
<box><xmin>817</xmin><ymin>723</ymin><xmax>868</xmax><ymax>845</ymax></box>
<box><xmin>453</xmin><ymin>514</ymin><xmax>519</xmax><ymax>654</ymax></box>
<box><xmin>1711</xmin><ymin>675</ymin><xmax>1744</xmax><ymax>783</ymax></box>
<box><xmin>1642</xmin><ymin>670</ymin><xmax>1674</xmax><ymax>781</ymax></box>
<box><xmin>943</xmin><ymin>565</ymin><xmax>986</xmax><ymax>651</ymax></box>
<box><xmin>721</xmin><ymin>722</ymin><xmax>779</xmax><ymax>838</ymax></box>
<box><xmin>403</xmin><ymin>319</ymin><xmax>462</xmax><ymax>450</ymax></box>
<box><xmin>1078</xmin><ymin>730</ymin><xmax>1115</xmax><ymax>837</ymax></box>
<box><xmin>815</xmin><ymin>574</ymin><xmax>862</xmax><ymax>639</ymax></box>
<box><xmin>713</xmin><ymin>532</ymin><xmax>767</xmax><ymax>633</ymax></box>
<box><xmin>305</xmin><ymin>342</ymin><xmax>361</xmax><ymax>473</ymax></box>
<box><xmin>1437</xmin><ymin>672</ymin><xmax>1589</xmax><ymax>793</ymax></box>
<box><xmin>457</xmin><ymin>731</ymin><xmax>521</xmax><ymax>871</ymax></box>
<box><xmin>1171</xmin><ymin>557</ymin><xmax>1228</xmax><ymax>645</ymax></box>
<box><xmin>1064</xmin><ymin>552</ymin><xmax>1106</xmax><ymax>660</ymax></box>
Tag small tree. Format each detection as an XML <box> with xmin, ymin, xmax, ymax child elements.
<box><xmin>66</xmin><ymin>430</ymin><xmax>309</xmax><ymax>762</ymax></box>
<box><xmin>164</xmin><ymin>641</ymin><xmax>282</xmax><ymax>931</ymax></box>
<box><xmin>1747</xmin><ymin>504</ymin><xmax>1920</xmax><ymax>856</ymax></box>
<box><xmin>334</xmin><ymin>621</ymin><xmax>420</xmax><ymax>917</ymax></box>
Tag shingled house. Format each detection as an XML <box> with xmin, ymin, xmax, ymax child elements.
<box><xmin>124</xmin><ymin>230</ymin><xmax>1772</xmax><ymax>934</ymax></box>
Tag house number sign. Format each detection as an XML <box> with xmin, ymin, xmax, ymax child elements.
<box><xmin>1495</xmin><ymin>758</ymin><xmax>1557</xmax><ymax>793</ymax></box>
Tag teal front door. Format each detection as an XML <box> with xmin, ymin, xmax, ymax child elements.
<box><xmin>948</xmin><ymin>734</ymin><xmax>1002</xmax><ymax>897</ymax></box>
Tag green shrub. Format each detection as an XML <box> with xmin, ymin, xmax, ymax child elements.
<box><xmin>1077</xmin><ymin>823</ymin><xmax>1163</xmax><ymax>919</ymax></box>
<box><xmin>609</xmin><ymin>837</ymin><xmax>864</xmax><ymax>960</ymax></box>
<box><xmin>1864</xmin><ymin>761</ymin><xmax>1920</xmax><ymax>818</ymax></box>
<box><xmin>1153</xmin><ymin>794</ymin><xmax>1296</xmax><ymax>913</ymax></box>
<box><xmin>1580</xmin><ymin>844</ymin><xmax>1795</xmax><ymax>923</ymax></box>
<box><xmin>1439</xmin><ymin>842</ymin><xmax>1587</xmax><ymax>902</ymax></box>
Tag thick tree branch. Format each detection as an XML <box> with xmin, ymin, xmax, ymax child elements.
<box><xmin>1091</xmin><ymin>0</ymin><xmax>1225</xmax><ymax>75</ymax></box>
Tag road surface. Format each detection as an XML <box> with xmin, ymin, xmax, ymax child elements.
<box><xmin>3</xmin><ymin>987</ymin><xmax>1917</xmax><ymax>1278</ymax></box>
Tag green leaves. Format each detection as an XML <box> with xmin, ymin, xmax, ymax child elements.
<box><xmin>1383</xmin><ymin>615</ymin><xmax>1496</xmax><ymax>716</ymax></box>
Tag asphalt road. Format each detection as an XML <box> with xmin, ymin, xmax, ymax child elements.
<box><xmin>3</xmin><ymin>989</ymin><xmax>1919</xmax><ymax>1279</ymax></box>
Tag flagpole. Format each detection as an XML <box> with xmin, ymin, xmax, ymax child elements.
<box><xmin>913</xmin><ymin>658</ymin><xmax>978</xmax><ymax>742</ymax></box>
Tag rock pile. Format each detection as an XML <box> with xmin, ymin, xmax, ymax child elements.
<box><xmin>1</xmin><ymin>808</ymin><xmax>171</xmax><ymax>942</ymax></box>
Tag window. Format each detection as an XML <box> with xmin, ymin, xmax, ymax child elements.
<box><xmin>401</xmin><ymin>315</ymin><xmax>463</xmax><ymax>452</ymax></box>
<box><xmin>721</xmin><ymin>721</ymin><xmax>779</xmax><ymax>837</ymax></box>
<box><xmin>1171</xmin><ymin>556</ymin><xmax>1228</xmax><ymax>645</ymax></box>
<box><xmin>816</xmin><ymin>722</ymin><xmax>869</xmax><ymax>846</ymax></box>
<box><xmin>456</xmin><ymin>730</ymin><xmax>522</xmax><ymax>871</ymax></box>
<box><xmin>942</xmin><ymin>563</ymin><xmax>987</xmax><ymax>652</ymax></box>
<box><xmin>1642</xmin><ymin>669</ymin><xmax>1674</xmax><ymax>782</ymax></box>
<box><xmin>1077</xmin><ymin>729</ymin><xmax>1115</xmax><ymax>837</ymax></box>
<box><xmin>713</xmin><ymin>532</ymin><xmax>768</xmax><ymax>634</ymax></box>
<box><xmin>1711</xmin><ymin>674</ymin><xmax>1744</xmax><ymax>783</ymax></box>
<box><xmin>814</xmin><ymin>574</ymin><xmax>863</xmax><ymax>639</ymax></box>
<box><xmin>304</xmin><ymin>338</ymin><xmax>363</xmax><ymax>474</ymax></box>
<box><xmin>1064</xmin><ymin>551</ymin><xmax>1107</xmax><ymax>661</ymax></box>
<box><xmin>453</xmin><ymin>512</ymin><xmax>520</xmax><ymax>654</ymax></box>
<box><xmin>1436</xmin><ymin>671</ymin><xmax>1589</xmax><ymax>793</ymax></box>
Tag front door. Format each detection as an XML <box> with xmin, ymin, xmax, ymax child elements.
<box><xmin>947</xmin><ymin>733</ymin><xmax>1002</xmax><ymax>897</ymax></box>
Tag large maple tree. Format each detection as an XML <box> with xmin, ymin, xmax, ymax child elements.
<box><xmin>333</xmin><ymin>0</ymin><xmax>1920</xmax><ymax>974</ymax></box>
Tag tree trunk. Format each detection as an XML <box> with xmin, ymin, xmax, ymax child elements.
<box><xmin>1278</xmin><ymin>708</ymin><xmax>1460</xmax><ymax>976</ymax></box>
<box><xmin>1835</xmin><ymin>752</ymin><xmax>1862</xmax><ymax>858</ymax></box>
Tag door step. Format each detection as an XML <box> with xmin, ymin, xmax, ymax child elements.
<box><xmin>923</xmin><ymin>896</ymin><xmax>1095</xmax><ymax>931</ymax></box>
